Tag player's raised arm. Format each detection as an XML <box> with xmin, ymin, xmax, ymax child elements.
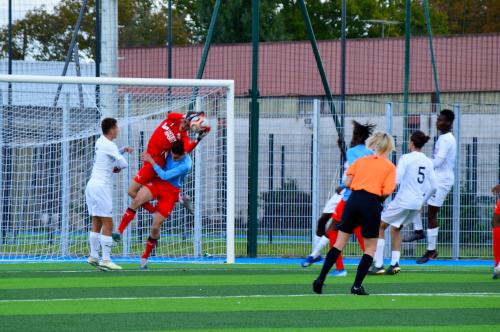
<box><xmin>101</xmin><ymin>140</ymin><xmax>129</xmax><ymax>170</ymax></box>
<box><xmin>142</xmin><ymin>151</ymin><xmax>192</xmax><ymax>181</ymax></box>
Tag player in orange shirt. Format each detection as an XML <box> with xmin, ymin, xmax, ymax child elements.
<box><xmin>313</xmin><ymin>132</ymin><xmax>396</xmax><ymax>295</ymax></box>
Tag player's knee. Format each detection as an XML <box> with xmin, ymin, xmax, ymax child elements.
<box><xmin>316</xmin><ymin>228</ymin><xmax>325</xmax><ymax>237</ymax></box>
<box><xmin>151</xmin><ymin>227</ymin><xmax>160</xmax><ymax>238</ymax></box>
<box><xmin>492</xmin><ymin>215</ymin><xmax>500</xmax><ymax>227</ymax></box>
<box><xmin>128</xmin><ymin>187</ymin><xmax>137</xmax><ymax>198</ymax></box>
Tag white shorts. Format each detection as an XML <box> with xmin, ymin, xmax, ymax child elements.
<box><xmin>381</xmin><ymin>202</ymin><xmax>420</xmax><ymax>229</ymax></box>
<box><xmin>322</xmin><ymin>193</ymin><xmax>343</xmax><ymax>214</ymax></box>
<box><xmin>85</xmin><ymin>181</ymin><xmax>113</xmax><ymax>217</ymax></box>
<box><xmin>427</xmin><ymin>183</ymin><xmax>453</xmax><ymax>207</ymax></box>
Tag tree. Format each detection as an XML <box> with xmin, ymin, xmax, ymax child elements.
<box><xmin>177</xmin><ymin>0</ymin><xmax>286</xmax><ymax>43</ymax></box>
<box><xmin>177</xmin><ymin>0</ymin><xmax>449</xmax><ymax>43</ymax></box>
<box><xmin>432</xmin><ymin>0</ymin><xmax>500</xmax><ymax>35</ymax></box>
<box><xmin>0</xmin><ymin>0</ymin><xmax>191</xmax><ymax>61</ymax></box>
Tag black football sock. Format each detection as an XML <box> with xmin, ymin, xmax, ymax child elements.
<box><xmin>353</xmin><ymin>254</ymin><xmax>374</xmax><ymax>288</ymax></box>
<box><xmin>317</xmin><ymin>247</ymin><xmax>341</xmax><ymax>282</ymax></box>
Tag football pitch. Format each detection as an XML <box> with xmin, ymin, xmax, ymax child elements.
<box><xmin>0</xmin><ymin>262</ymin><xmax>499</xmax><ymax>331</ymax></box>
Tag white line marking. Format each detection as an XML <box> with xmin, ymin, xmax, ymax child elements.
<box><xmin>1</xmin><ymin>292</ymin><xmax>499</xmax><ymax>303</ymax></box>
<box><xmin>0</xmin><ymin>267</ymin><xmax>489</xmax><ymax>274</ymax></box>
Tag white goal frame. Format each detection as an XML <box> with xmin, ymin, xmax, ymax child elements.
<box><xmin>0</xmin><ymin>74</ymin><xmax>235</xmax><ymax>264</ymax></box>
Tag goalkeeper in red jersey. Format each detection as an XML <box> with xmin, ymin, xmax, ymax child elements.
<box><xmin>117</xmin><ymin>111</ymin><xmax>209</xmax><ymax>235</ymax></box>
<box><xmin>120</xmin><ymin>140</ymin><xmax>192</xmax><ymax>270</ymax></box>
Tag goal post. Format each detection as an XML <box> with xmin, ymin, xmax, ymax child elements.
<box><xmin>0</xmin><ymin>74</ymin><xmax>235</xmax><ymax>264</ymax></box>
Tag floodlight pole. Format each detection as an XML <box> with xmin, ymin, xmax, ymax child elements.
<box><xmin>423</xmin><ymin>0</ymin><xmax>440</xmax><ymax>105</ymax></box>
<box><xmin>340</xmin><ymin>0</ymin><xmax>347</xmax><ymax>167</ymax></box>
<box><xmin>95</xmin><ymin>0</ymin><xmax>101</xmax><ymax>108</ymax></box>
<box><xmin>403</xmin><ymin>0</ymin><xmax>411</xmax><ymax>154</ymax></box>
<box><xmin>247</xmin><ymin>0</ymin><xmax>260</xmax><ymax>258</ymax></box>
<box><xmin>52</xmin><ymin>0</ymin><xmax>89</xmax><ymax>107</ymax></box>
<box><xmin>168</xmin><ymin>0</ymin><xmax>173</xmax><ymax>79</ymax></box>
<box><xmin>195</xmin><ymin>0</ymin><xmax>222</xmax><ymax>79</ymax></box>
<box><xmin>297</xmin><ymin>0</ymin><xmax>346</xmax><ymax>154</ymax></box>
<box><xmin>7</xmin><ymin>0</ymin><xmax>12</xmax><ymax>105</ymax></box>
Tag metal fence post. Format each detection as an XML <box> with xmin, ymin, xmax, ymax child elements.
<box><xmin>311</xmin><ymin>99</ymin><xmax>320</xmax><ymax>245</ymax></box>
<box><xmin>194</xmin><ymin>140</ymin><xmax>203</xmax><ymax>258</ymax></box>
<box><xmin>384</xmin><ymin>102</ymin><xmax>393</xmax><ymax>258</ymax></box>
<box><xmin>60</xmin><ymin>93</ymin><xmax>70</xmax><ymax>256</ymax></box>
<box><xmin>452</xmin><ymin>104</ymin><xmax>461</xmax><ymax>259</ymax></box>
<box><xmin>122</xmin><ymin>94</ymin><xmax>131</xmax><ymax>257</ymax></box>
<box><xmin>0</xmin><ymin>90</ymin><xmax>3</xmax><ymax>245</ymax></box>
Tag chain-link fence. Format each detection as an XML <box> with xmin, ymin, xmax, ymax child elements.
<box><xmin>232</xmin><ymin>98</ymin><xmax>500</xmax><ymax>259</ymax></box>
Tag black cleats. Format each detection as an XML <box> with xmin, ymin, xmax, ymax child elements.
<box><xmin>351</xmin><ymin>285</ymin><xmax>369</xmax><ymax>295</ymax></box>
<box><xmin>403</xmin><ymin>231</ymin><xmax>425</xmax><ymax>242</ymax></box>
<box><xmin>312</xmin><ymin>279</ymin><xmax>324</xmax><ymax>294</ymax></box>
<box><xmin>416</xmin><ymin>250</ymin><xmax>438</xmax><ymax>264</ymax></box>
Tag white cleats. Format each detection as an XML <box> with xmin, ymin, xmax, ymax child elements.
<box><xmin>140</xmin><ymin>258</ymin><xmax>148</xmax><ymax>271</ymax></box>
<box><xmin>98</xmin><ymin>260</ymin><xmax>122</xmax><ymax>271</ymax></box>
<box><xmin>87</xmin><ymin>256</ymin><xmax>99</xmax><ymax>268</ymax></box>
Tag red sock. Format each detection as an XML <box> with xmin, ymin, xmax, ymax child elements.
<box><xmin>493</xmin><ymin>227</ymin><xmax>500</xmax><ymax>266</ymax></box>
<box><xmin>354</xmin><ymin>226</ymin><xmax>365</xmax><ymax>252</ymax></box>
<box><xmin>326</xmin><ymin>229</ymin><xmax>344</xmax><ymax>271</ymax></box>
<box><xmin>142</xmin><ymin>202</ymin><xmax>156</xmax><ymax>213</ymax></box>
<box><xmin>118</xmin><ymin>208</ymin><xmax>136</xmax><ymax>234</ymax></box>
<box><xmin>142</xmin><ymin>237</ymin><xmax>158</xmax><ymax>259</ymax></box>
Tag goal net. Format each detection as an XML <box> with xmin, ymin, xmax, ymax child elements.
<box><xmin>0</xmin><ymin>75</ymin><xmax>235</xmax><ymax>264</ymax></box>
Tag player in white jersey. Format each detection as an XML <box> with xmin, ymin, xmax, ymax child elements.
<box><xmin>404</xmin><ymin>109</ymin><xmax>457</xmax><ymax>264</ymax></box>
<box><xmin>370</xmin><ymin>131</ymin><xmax>436</xmax><ymax>275</ymax></box>
<box><xmin>85</xmin><ymin>118</ymin><xmax>133</xmax><ymax>271</ymax></box>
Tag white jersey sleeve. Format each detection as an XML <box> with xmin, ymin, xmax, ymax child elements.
<box><xmin>432</xmin><ymin>132</ymin><xmax>456</xmax><ymax>185</ymax></box>
<box><xmin>88</xmin><ymin>136</ymin><xmax>127</xmax><ymax>184</ymax></box>
<box><xmin>101</xmin><ymin>142</ymin><xmax>128</xmax><ymax>170</ymax></box>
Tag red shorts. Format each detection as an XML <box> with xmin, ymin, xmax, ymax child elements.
<box><xmin>145</xmin><ymin>179</ymin><xmax>180</xmax><ymax>218</ymax></box>
<box><xmin>495</xmin><ymin>198</ymin><xmax>500</xmax><ymax>215</ymax></box>
<box><xmin>133</xmin><ymin>154</ymin><xmax>166</xmax><ymax>185</ymax></box>
<box><xmin>332</xmin><ymin>199</ymin><xmax>346</xmax><ymax>222</ymax></box>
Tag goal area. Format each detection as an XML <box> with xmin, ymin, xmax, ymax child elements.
<box><xmin>0</xmin><ymin>74</ymin><xmax>235</xmax><ymax>264</ymax></box>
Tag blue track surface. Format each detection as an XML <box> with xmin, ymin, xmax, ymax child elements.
<box><xmin>0</xmin><ymin>257</ymin><xmax>494</xmax><ymax>266</ymax></box>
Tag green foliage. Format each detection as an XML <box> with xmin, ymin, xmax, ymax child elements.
<box><xmin>0</xmin><ymin>0</ymin><xmax>190</xmax><ymax>61</ymax></box>
<box><xmin>177</xmin><ymin>0</ymin><xmax>449</xmax><ymax>42</ymax></box>
<box><xmin>3</xmin><ymin>1</ymin><xmax>500</xmax><ymax>60</ymax></box>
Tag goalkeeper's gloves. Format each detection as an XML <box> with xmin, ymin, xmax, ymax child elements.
<box><xmin>196</xmin><ymin>126</ymin><xmax>211</xmax><ymax>142</ymax></box>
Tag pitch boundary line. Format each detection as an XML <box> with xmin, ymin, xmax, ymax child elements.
<box><xmin>0</xmin><ymin>267</ymin><xmax>489</xmax><ymax>274</ymax></box>
<box><xmin>1</xmin><ymin>292</ymin><xmax>500</xmax><ymax>303</ymax></box>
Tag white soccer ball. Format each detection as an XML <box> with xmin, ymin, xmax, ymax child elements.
<box><xmin>190</xmin><ymin>114</ymin><xmax>209</xmax><ymax>134</ymax></box>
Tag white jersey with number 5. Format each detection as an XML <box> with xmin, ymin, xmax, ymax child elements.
<box><xmin>392</xmin><ymin>151</ymin><xmax>436</xmax><ymax>210</ymax></box>
<box><xmin>433</xmin><ymin>132</ymin><xmax>456</xmax><ymax>186</ymax></box>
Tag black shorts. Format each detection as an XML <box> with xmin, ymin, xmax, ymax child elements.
<box><xmin>337</xmin><ymin>190</ymin><xmax>383</xmax><ymax>239</ymax></box>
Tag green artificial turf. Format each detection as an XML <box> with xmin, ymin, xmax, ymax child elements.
<box><xmin>0</xmin><ymin>263</ymin><xmax>499</xmax><ymax>331</ymax></box>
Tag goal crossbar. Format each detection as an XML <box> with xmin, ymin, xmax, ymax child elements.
<box><xmin>0</xmin><ymin>74</ymin><xmax>235</xmax><ymax>90</ymax></box>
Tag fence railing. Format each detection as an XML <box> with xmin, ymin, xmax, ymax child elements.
<box><xmin>233</xmin><ymin>98</ymin><xmax>500</xmax><ymax>259</ymax></box>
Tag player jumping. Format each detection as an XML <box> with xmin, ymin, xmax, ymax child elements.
<box><xmin>120</xmin><ymin>140</ymin><xmax>191</xmax><ymax>270</ymax></box>
<box><xmin>404</xmin><ymin>109</ymin><xmax>456</xmax><ymax>264</ymax></box>
<box><xmin>85</xmin><ymin>118</ymin><xmax>133</xmax><ymax>271</ymax></box>
<box><xmin>313</xmin><ymin>132</ymin><xmax>396</xmax><ymax>295</ymax></box>
<box><xmin>492</xmin><ymin>182</ymin><xmax>500</xmax><ymax>279</ymax></box>
<box><xmin>370</xmin><ymin>131</ymin><xmax>436</xmax><ymax>275</ymax></box>
<box><xmin>117</xmin><ymin>112</ymin><xmax>208</xmax><ymax>235</ymax></box>
<box><xmin>301</xmin><ymin>121</ymin><xmax>374</xmax><ymax>276</ymax></box>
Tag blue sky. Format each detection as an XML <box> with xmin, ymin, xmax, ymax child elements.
<box><xmin>0</xmin><ymin>1</ymin><xmax>56</xmax><ymax>26</ymax></box>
